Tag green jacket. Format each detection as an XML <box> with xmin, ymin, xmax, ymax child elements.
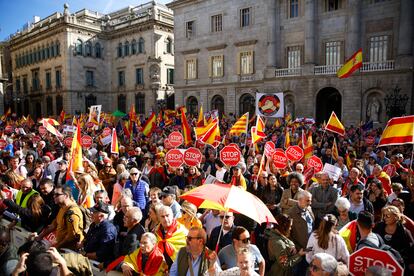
<box><xmin>265</xmin><ymin>229</ymin><xmax>302</xmax><ymax>276</ymax></box>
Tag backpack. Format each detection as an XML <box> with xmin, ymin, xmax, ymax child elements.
<box><xmin>65</xmin><ymin>205</ymin><xmax>92</xmax><ymax>236</ymax></box>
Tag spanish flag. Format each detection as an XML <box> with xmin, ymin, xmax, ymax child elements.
<box><xmin>181</xmin><ymin>108</ymin><xmax>192</xmax><ymax>146</ymax></box>
<box><xmin>142</xmin><ymin>113</ymin><xmax>156</xmax><ymax>137</ymax></box>
<box><xmin>332</xmin><ymin>138</ymin><xmax>339</xmax><ymax>161</ymax></box>
<box><xmin>251</xmin><ymin>115</ymin><xmax>266</xmax><ymax>144</ymax></box>
<box><xmin>67</xmin><ymin>123</ymin><xmax>82</xmax><ymax>175</ymax></box>
<box><xmin>274</xmin><ymin>118</ymin><xmax>281</xmax><ymax>128</ymax></box>
<box><xmin>111</xmin><ymin>128</ymin><xmax>119</xmax><ymax>154</ymax></box>
<box><xmin>337</xmin><ymin>48</ymin><xmax>363</xmax><ymax>79</ymax></box>
<box><xmin>284</xmin><ymin>128</ymin><xmax>290</xmax><ymax>149</ymax></box>
<box><xmin>196</xmin><ymin>105</ymin><xmax>207</xmax><ymax>127</ymax></box>
<box><xmin>325</xmin><ymin>111</ymin><xmax>345</xmax><ymax>136</ymax></box>
<box><xmin>378</xmin><ymin>115</ymin><xmax>414</xmax><ymax>147</ymax></box>
<box><xmin>339</xmin><ymin>220</ymin><xmax>358</xmax><ymax>253</ymax></box>
<box><xmin>229</xmin><ymin>113</ymin><xmax>249</xmax><ymax>136</ymax></box>
<box><xmin>304</xmin><ymin>131</ymin><xmax>313</xmax><ymax>160</ymax></box>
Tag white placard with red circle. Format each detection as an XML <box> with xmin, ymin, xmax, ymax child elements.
<box><xmin>286</xmin><ymin>146</ymin><xmax>304</xmax><ymax>162</ymax></box>
<box><xmin>307</xmin><ymin>155</ymin><xmax>323</xmax><ymax>173</ymax></box>
<box><xmin>64</xmin><ymin>137</ymin><xmax>73</xmax><ymax>148</ymax></box>
<box><xmin>349</xmin><ymin>247</ymin><xmax>403</xmax><ymax>276</ymax></box>
<box><xmin>4</xmin><ymin>125</ymin><xmax>13</xmax><ymax>134</ymax></box>
<box><xmin>183</xmin><ymin>147</ymin><xmax>202</xmax><ymax>167</ymax></box>
<box><xmin>165</xmin><ymin>149</ymin><xmax>184</xmax><ymax>168</ymax></box>
<box><xmin>220</xmin><ymin>146</ymin><xmax>242</xmax><ymax>167</ymax></box>
<box><xmin>264</xmin><ymin>141</ymin><xmax>276</xmax><ymax>158</ymax></box>
<box><xmin>383</xmin><ymin>164</ymin><xmax>397</xmax><ymax>177</ymax></box>
<box><xmin>102</xmin><ymin>127</ymin><xmax>111</xmax><ymax>137</ymax></box>
<box><xmin>0</xmin><ymin>139</ymin><xmax>6</xmax><ymax>150</ymax></box>
<box><xmin>272</xmin><ymin>151</ymin><xmax>288</xmax><ymax>169</ymax></box>
<box><xmin>32</xmin><ymin>135</ymin><xmax>42</xmax><ymax>144</ymax></box>
<box><xmin>168</xmin><ymin>131</ymin><xmax>183</xmax><ymax>148</ymax></box>
<box><xmin>81</xmin><ymin>135</ymin><xmax>93</xmax><ymax>149</ymax></box>
<box><xmin>164</xmin><ymin>138</ymin><xmax>174</xmax><ymax>149</ymax></box>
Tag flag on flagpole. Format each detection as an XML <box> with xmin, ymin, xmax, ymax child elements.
<box><xmin>181</xmin><ymin>108</ymin><xmax>193</xmax><ymax>146</ymax></box>
<box><xmin>111</xmin><ymin>128</ymin><xmax>119</xmax><ymax>154</ymax></box>
<box><xmin>325</xmin><ymin>111</ymin><xmax>345</xmax><ymax>136</ymax></box>
<box><xmin>337</xmin><ymin>49</ymin><xmax>363</xmax><ymax>79</ymax></box>
<box><xmin>284</xmin><ymin>128</ymin><xmax>291</xmax><ymax>149</ymax></box>
<box><xmin>332</xmin><ymin>138</ymin><xmax>339</xmax><ymax>161</ymax></box>
<box><xmin>59</xmin><ymin>110</ymin><xmax>65</xmax><ymax>124</ymax></box>
<box><xmin>378</xmin><ymin>115</ymin><xmax>414</xmax><ymax>147</ymax></box>
<box><xmin>42</xmin><ymin>120</ymin><xmax>63</xmax><ymax>139</ymax></box>
<box><xmin>229</xmin><ymin>112</ymin><xmax>249</xmax><ymax>136</ymax></box>
<box><xmin>195</xmin><ymin>119</ymin><xmax>218</xmax><ymax>139</ymax></box>
<box><xmin>65</xmin><ymin>122</ymin><xmax>82</xmax><ymax>200</ymax></box>
<box><xmin>251</xmin><ymin>115</ymin><xmax>266</xmax><ymax>144</ymax></box>
<box><xmin>274</xmin><ymin>118</ymin><xmax>281</xmax><ymax>128</ymax></box>
<box><xmin>345</xmin><ymin>152</ymin><xmax>352</xmax><ymax>169</ymax></box>
<box><xmin>304</xmin><ymin>131</ymin><xmax>313</xmax><ymax>160</ymax></box>
<box><xmin>196</xmin><ymin>105</ymin><xmax>207</xmax><ymax>127</ymax></box>
<box><xmin>142</xmin><ymin>113</ymin><xmax>156</xmax><ymax>137</ymax></box>
<box><xmin>199</xmin><ymin>120</ymin><xmax>221</xmax><ymax>148</ymax></box>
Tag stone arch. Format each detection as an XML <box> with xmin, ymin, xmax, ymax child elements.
<box><xmin>363</xmin><ymin>88</ymin><xmax>386</xmax><ymax>123</ymax></box>
<box><xmin>284</xmin><ymin>92</ymin><xmax>295</xmax><ymax>119</ymax></box>
<box><xmin>239</xmin><ymin>93</ymin><xmax>255</xmax><ymax>116</ymax></box>
<box><xmin>315</xmin><ymin>87</ymin><xmax>342</xmax><ymax>124</ymax></box>
<box><xmin>211</xmin><ymin>94</ymin><xmax>225</xmax><ymax>117</ymax></box>
<box><xmin>186</xmin><ymin>96</ymin><xmax>198</xmax><ymax>115</ymax></box>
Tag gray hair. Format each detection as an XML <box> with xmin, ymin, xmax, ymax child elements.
<box><xmin>121</xmin><ymin>189</ymin><xmax>133</xmax><ymax>199</ymax></box>
<box><xmin>313</xmin><ymin>253</ymin><xmax>337</xmax><ymax>275</ymax></box>
<box><xmin>118</xmin><ymin>171</ymin><xmax>130</xmax><ymax>181</ymax></box>
<box><xmin>127</xmin><ymin>207</ymin><xmax>143</xmax><ymax>223</ymax></box>
<box><xmin>158</xmin><ymin>205</ymin><xmax>173</xmax><ymax>217</ymax></box>
<box><xmin>297</xmin><ymin>190</ymin><xmax>311</xmax><ymax>200</ymax></box>
<box><xmin>287</xmin><ymin>172</ymin><xmax>304</xmax><ymax>186</ymax></box>
<box><xmin>366</xmin><ymin>266</ymin><xmax>392</xmax><ymax>276</ymax></box>
<box><xmin>335</xmin><ymin>197</ymin><xmax>351</xmax><ymax>211</ymax></box>
<box><xmin>141</xmin><ymin>232</ymin><xmax>157</xmax><ymax>245</ymax></box>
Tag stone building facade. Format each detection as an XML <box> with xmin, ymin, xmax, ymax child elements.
<box><xmin>7</xmin><ymin>2</ymin><xmax>174</xmax><ymax>118</ymax></box>
<box><xmin>168</xmin><ymin>0</ymin><xmax>413</xmax><ymax>125</ymax></box>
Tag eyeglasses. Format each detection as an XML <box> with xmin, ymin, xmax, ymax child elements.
<box><xmin>177</xmin><ymin>168</ymin><xmax>184</xmax><ymax>171</ymax></box>
<box><xmin>239</xmin><ymin>237</ymin><xmax>250</xmax><ymax>244</ymax></box>
<box><xmin>309</xmin><ymin>263</ymin><xmax>321</xmax><ymax>272</ymax></box>
<box><xmin>186</xmin><ymin>236</ymin><xmax>202</xmax><ymax>241</ymax></box>
<box><xmin>219</xmin><ymin>215</ymin><xmax>233</xmax><ymax>220</ymax></box>
<box><xmin>105</xmin><ymin>166</ymin><xmax>111</xmax><ymax>168</ymax></box>
<box><xmin>131</xmin><ymin>173</ymin><xmax>138</xmax><ymax>176</ymax></box>
<box><xmin>53</xmin><ymin>193</ymin><xmax>64</xmax><ymax>197</ymax></box>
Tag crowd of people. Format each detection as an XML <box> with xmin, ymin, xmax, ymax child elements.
<box><xmin>0</xmin><ymin>111</ymin><xmax>413</xmax><ymax>276</ymax></box>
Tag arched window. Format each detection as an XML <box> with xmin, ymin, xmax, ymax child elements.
<box><xmin>211</xmin><ymin>95</ymin><xmax>225</xmax><ymax>117</ymax></box>
<box><xmin>117</xmin><ymin>43</ymin><xmax>123</xmax><ymax>57</ymax></box>
<box><xmin>124</xmin><ymin>41</ymin><xmax>130</xmax><ymax>56</ymax></box>
<box><xmin>166</xmin><ymin>37</ymin><xmax>173</xmax><ymax>54</ymax></box>
<box><xmin>186</xmin><ymin>96</ymin><xmax>198</xmax><ymax>116</ymax></box>
<box><xmin>131</xmin><ymin>39</ymin><xmax>137</xmax><ymax>54</ymax></box>
<box><xmin>138</xmin><ymin>38</ymin><xmax>144</xmax><ymax>53</ymax></box>
<box><xmin>135</xmin><ymin>93</ymin><xmax>145</xmax><ymax>114</ymax></box>
<box><xmin>239</xmin><ymin>93</ymin><xmax>255</xmax><ymax>116</ymax></box>
<box><xmin>95</xmin><ymin>43</ymin><xmax>102</xmax><ymax>58</ymax></box>
<box><xmin>85</xmin><ymin>41</ymin><xmax>92</xmax><ymax>56</ymax></box>
<box><xmin>118</xmin><ymin>94</ymin><xmax>127</xmax><ymax>113</ymax></box>
<box><xmin>76</xmin><ymin>39</ymin><xmax>83</xmax><ymax>55</ymax></box>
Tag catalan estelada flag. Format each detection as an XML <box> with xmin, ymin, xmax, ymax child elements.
<box><xmin>337</xmin><ymin>48</ymin><xmax>363</xmax><ymax>79</ymax></box>
<box><xmin>332</xmin><ymin>138</ymin><xmax>339</xmax><ymax>161</ymax></box>
<box><xmin>325</xmin><ymin>111</ymin><xmax>345</xmax><ymax>136</ymax></box>
<box><xmin>181</xmin><ymin>108</ymin><xmax>192</xmax><ymax>146</ymax></box>
<box><xmin>142</xmin><ymin>113</ymin><xmax>156</xmax><ymax>137</ymax></box>
<box><xmin>229</xmin><ymin>112</ymin><xmax>249</xmax><ymax>136</ymax></box>
<box><xmin>378</xmin><ymin>115</ymin><xmax>414</xmax><ymax>147</ymax></box>
<box><xmin>251</xmin><ymin>115</ymin><xmax>266</xmax><ymax>144</ymax></box>
<box><xmin>111</xmin><ymin>128</ymin><xmax>119</xmax><ymax>154</ymax></box>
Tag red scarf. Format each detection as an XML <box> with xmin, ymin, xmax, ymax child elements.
<box><xmin>137</xmin><ymin>247</ymin><xmax>164</xmax><ymax>275</ymax></box>
<box><xmin>156</xmin><ymin>219</ymin><xmax>178</xmax><ymax>257</ymax></box>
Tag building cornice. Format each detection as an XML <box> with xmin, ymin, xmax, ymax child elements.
<box><xmin>206</xmin><ymin>44</ymin><xmax>227</xmax><ymax>51</ymax></box>
<box><xmin>181</xmin><ymin>48</ymin><xmax>200</xmax><ymax>55</ymax></box>
<box><xmin>234</xmin><ymin>40</ymin><xmax>258</xmax><ymax>47</ymax></box>
<box><xmin>167</xmin><ymin>0</ymin><xmax>200</xmax><ymax>10</ymax></box>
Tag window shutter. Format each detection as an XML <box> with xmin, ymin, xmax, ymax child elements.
<box><xmin>184</xmin><ymin>60</ymin><xmax>188</xmax><ymax>80</ymax></box>
<box><xmin>220</xmin><ymin>55</ymin><xmax>224</xmax><ymax>77</ymax></box>
<box><xmin>208</xmin><ymin>56</ymin><xmax>212</xmax><ymax>77</ymax></box>
<box><xmin>237</xmin><ymin>52</ymin><xmax>241</xmax><ymax>75</ymax></box>
<box><xmin>195</xmin><ymin>58</ymin><xmax>198</xmax><ymax>79</ymax></box>
<box><xmin>250</xmin><ymin>51</ymin><xmax>255</xmax><ymax>74</ymax></box>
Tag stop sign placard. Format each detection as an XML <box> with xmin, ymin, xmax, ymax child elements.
<box><xmin>102</xmin><ymin>127</ymin><xmax>111</xmax><ymax>137</ymax></box>
<box><xmin>5</xmin><ymin>125</ymin><xmax>13</xmax><ymax>134</ymax></box>
<box><xmin>349</xmin><ymin>247</ymin><xmax>404</xmax><ymax>276</ymax></box>
<box><xmin>184</xmin><ymin>147</ymin><xmax>202</xmax><ymax>167</ymax></box>
<box><xmin>32</xmin><ymin>135</ymin><xmax>42</xmax><ymax>144</ymax></box>
<box><xmin>39</xmin><ymin>126</ymin><xmax>47</xmax><ymax>136</ymax></box>
<box><xmin>0</xmin><ymin>139</ymin><xmax>6</xmax><ymax>149</ymax></box>
<box><xmin>168</xmin><ymin>131</ymin><xmax>183</xmax><ymax>148</ymax></box>
<box><xmin>383</xmin><ymin>164</ymin><xmax>397</xmax><ymax>177</ymax></box>
<box><xmin>286</xmin><ymin>146</ymin><xmax>304</xmax><ymax>162</ymax></box>
<box><xmin>220</xmin><ymin>146</ymin><xmax>241</xmax><ymax>167</ymax></box>
<box><xmin>164</xmin><ymin>138</ymin><xmax>174</xmax><ymax>150</ymax></box>
<box><xmin>272</xmin><ymin>151</ymin><xmax>288</xmax><ymax>169</ymax></box>
<box><xmin>307</xmin><ymin>155</ymin><xmax>323</xmax><ymax>172</ymax></box>
<box><xmin>165</xmin><ymin>149</ymin><xmax>184</xmax><ymax>168</ymax></box>
<box><xmin>81</xmin><ymin>135</ymin><xmax>93</xmax><ymax>149</ymax></box>
<box><xmin>64</xmin><ymin>137</ymin><xmax>73</xmax><ymax>148</ymax></box>
<box><xmin>264</xmin><ymin>141</ymin><xmax>276</xmax><ymax>158</ymax></box>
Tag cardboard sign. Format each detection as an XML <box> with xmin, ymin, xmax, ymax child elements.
<box><xmin>286</xmin><ymin>146</ymin><xmax>304</xmax><ymax>162</ymax></box>
<box><xmin>349</xmin><ymin>247</ymin><xmax>403</xmax><ymax>276</ymax></box>
<box><xmin>165</xmin><ymin>149</ymin><xmax>184</xmax><ymax>168</ymax></box>
<box><xmin>63</xmin><ymin>125</ymin><xmax>77</xmax><ymax>133</ymax></box>
<box><xmin>220</xmin><ymin>145</ymin><xmax>241</xmax><ymax>167</ymax></box>
<box><xmin>204</xmin><ymin>174</ymin><xmax>225</xmax><ymax>185</ymax></box>
<box><xmin>168</xmin><ymin>131</ymin><xmax>183</xmax><ymax>148</ymax></box>
<box><xmin>322</xmin><ymin>163</ymin><xmax>342</xmax><ymax>181</ymax></box>
<box><xmin>183</xmin><ymin>147</ymin><xmax>202</xmax><ymax>167</ymax></box>
<box><xmin>272</xmin><ymin>151</ymin><xmax>288</xmax><ymax>169</ymax></box>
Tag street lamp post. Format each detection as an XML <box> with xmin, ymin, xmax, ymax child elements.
<box><xmin>384</xmin><ymin>85</ymin><xmax>409</xmax><ymax>118</ymax></box>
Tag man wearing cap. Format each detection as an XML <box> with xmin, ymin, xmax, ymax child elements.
<box><xmin>161</xmin><ymin>186</ymin><xmax>181</xmax><ymax>219</ymax></box>
<box><xmin>208</xmin><ymin>211</ymin><xmax>236</xmax><ymax>252</ymax></box>
<box><xmin>82</xmin><ymin>201</ymin><xmax>117</xmax><ymax>264</ymax></box>
<box><xmin>98</xmin><ymin>158</ymin><xmax>117</xmax><ymax>199</ymax></box>
<box><xmin>124</xmin><ymin>168</ymin><xmax>149</xmax><ymax>214</ymax></box>
<box><xmin>54</xmin><ymin>159</ymin><xmax>68</xmax><ymax>186</ymax></box>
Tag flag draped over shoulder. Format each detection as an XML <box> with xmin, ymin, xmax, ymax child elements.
<box><xmin>111</xmin><ymin>128</ymin><xmax>119</xmax><ymax>154</ymax></box>
<box><xmin>378</xmin><ymin>115</ymin><xmax>414</xmax><ymax>147</ymax></box>
<box><xmin>337</xmin><ymin>48</ymin><xmax>362</xmax><ymax>79</ymax></box>
<box><xmin>325</xmin><ymin>111</ymin><xmax>345</xmax><ymax>136</ymax></box>
<box><xmin>251</xmin><ymin>115</ymin><xmax>266</xmax><ymax>144</ymax></box>
<box><xmin>229</xmin><ymin>113</ymin><xmax>249</xmax><ymax>136</ymax></box>
<box><xmin>181</xmin><ymin>108</ymin><xmax>192</xmax><ymax>146</ymax></box>
<box><xmin>142</xmin><ymin>113</ymin><xmax>156</xmax><ymax>137</ymax></box>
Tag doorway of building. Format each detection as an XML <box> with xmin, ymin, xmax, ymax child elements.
<box><xmin>316</xmin><ymin>87</ymin><xmax>342</xmax><ymax>124</ymax></box>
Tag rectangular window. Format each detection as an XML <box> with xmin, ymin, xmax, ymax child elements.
<box><xmin>32</xmin><ymin>71</ymin><xmax>39</xmax><ymax>91</ymax></box>
<box><xmin>56</xmin><ymin>70</ymin><xmax>61</xmax><ymax>88</ymax></box>
<box><xmin>369</xmin><ymin>35</ymin><xmax>388</xmax><ymax>62</ymax></box>
<box><xmin>15</xmin><ymin>79</ymin><xmax>21</xmax><ymax>93</ymax></box>
<box><xmin>186</xmin><ymin>21</ymin><xmax>195</xmax><ymax>39</ymax></box>
<box><xmin>23</xmin><ymin>77</ymin><xmax>28</xmax><ymax>94</ymax></box>
<box><xmin>211</xmin><ymin>55</ymin><xmax>224</xmax><ymax>77</ymax></box>
<box><xmin>46</xmin><ymin>72</ymin><xmax>51</xmax><ymax>89</ymax></box>
<box><xmin>289</xmin><ymin>0</ymin><xmax>299</xmax><ymax>18</ymax></box>
<box><xmin>287</xmin><ymin>46</ymin><xmax>301</xmax><ymax>68</ymax></box>
<box><xmin>86</xmin><ymin>70</ymin><xmax>94</xmax><ymax>87</ymax></box>
<box><xmin>239</xmin><ymin>51</ymin><xmax>254</xmax><ymax>75</ymax></box>
<box><xmin>167</xmin><ymin>68</ymin><xmax>174</xmax><ymax>84</ymax></box>
<box><xmin>325</xmin><ymin>0</ymin><xmax>342</xmax><ymax>12</ymax></box>
<box><xmin>325</xmin><ymin>41</ymin><xmax>342</xmax><ymax>65</ymax></box>
<box><xmin>211</xmin><ymin>14</ymin><xmax>222</xmax><ymax>32</ymax></box>
<box><xmin>136</xmin><ymin>68</ymin><xmax>144</xmax><ymax>85</ymax></box>
<box><xmin>185</xmin><ymin>59</ymin><xmax>197</xmax><ymax>79</ymax></box>
<box><xmin>135</xmin><ymin>94</ymin><xmax>145</xmax><ymax>114</ymax></box>
<box><xmin>118</xmin><ymin>71</ymin><xmax>125</xmax><ymax>87</ymax></box>
<box><xmin>240</xmin><ymin>8</ymin><xmax>251</xmax><ymax>27</ymax></box>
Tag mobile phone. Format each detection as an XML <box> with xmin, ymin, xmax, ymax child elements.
<box><xmin>304</xmin><ymin>247</ymin><xmax>313</xmax><ymax>252</ymax></box>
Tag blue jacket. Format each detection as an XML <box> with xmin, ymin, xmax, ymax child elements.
<box><xmin>124</xmin><ymin>179</ymin><xmax>149</xmax><ymax>210</ymax></box>
<box><xmin>84</xmin><ymin>220</ymin><xmax>117</xmax><ymax>263</ymax></box>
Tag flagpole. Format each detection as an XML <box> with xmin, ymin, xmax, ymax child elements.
<box><xmin>360</xmin><ymin>68</ymin><xmax>363</xmax><ymax>122</ymax></box>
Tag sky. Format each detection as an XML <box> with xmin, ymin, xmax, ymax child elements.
<box><xmin>0</xmin><ymin>0</ymin><xmax>170</xmax><ymax>40</ymax></box>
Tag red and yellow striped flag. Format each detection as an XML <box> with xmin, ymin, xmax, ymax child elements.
<box><xmin>337</xmin><ymin>48</ymin><xmax>363</xmax><ymax>79</ymax></box>
<box><xmin>142</xmin><ymin>113</ymin><xmax>156</xmax><ymax>137</ymax></box>
<box><xmin>181</xmin><ymin>108</ymin><xmax>192</xmax><ymax>146</ymax></box>
<box><xmin>111</xmin><ymin>128</ymin><xmax>119</xmax><ymax>154</ymax></box>
<box><xmin>304</xmin><ymin>131</ymin><xmax>313</xmax><ymax>160</ymax></box>
<box><xmin>284</xmin><ymin>128</ymin><xmax>290</xmax><ymax>149</ymax></box>
<box><xmin>67</xmin><ymin>122</ymin><xmax>83</xmax><ymax>176</ymax></box>
<box><xmin>332</xmin><ymin>138</ymin><xmax>339</xmax><ymax>161</ymax></box>
<box><xmin>325</xmin><ymin>111</ymin><xmax>345</xmax><ymax>136</ymax></box>
<box><xmin>229</xmin><ymin>112</ymin><xmax>249</xmax><ymax>136</ymax></box>
<box><xmin>274</xmin><ymin>118</ymin><xmax>281</xmax><ymax>128</ymax></box>
<box><xmin>378</xmin><ymin>115</ymin><xmax>414</xmax><ymax>147</ymax></box>
<box><xmin>251</xmin><ymin>115</ymin><xmax>266</xmax><ymax>144</ymax></box>
<box><xmin>196</xmin><ymin>105</ymin><xmax>207</xmax><ymax>127</ymax></box>
<box><xmin>195</xmin><ymin>118</ymin><xmax>218</xmax><ymax>139</ymax></box>
<box><xmin>199</xmin><ymin>120</ymin><xmax>220</xmax><ymax>148</ymax></box>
